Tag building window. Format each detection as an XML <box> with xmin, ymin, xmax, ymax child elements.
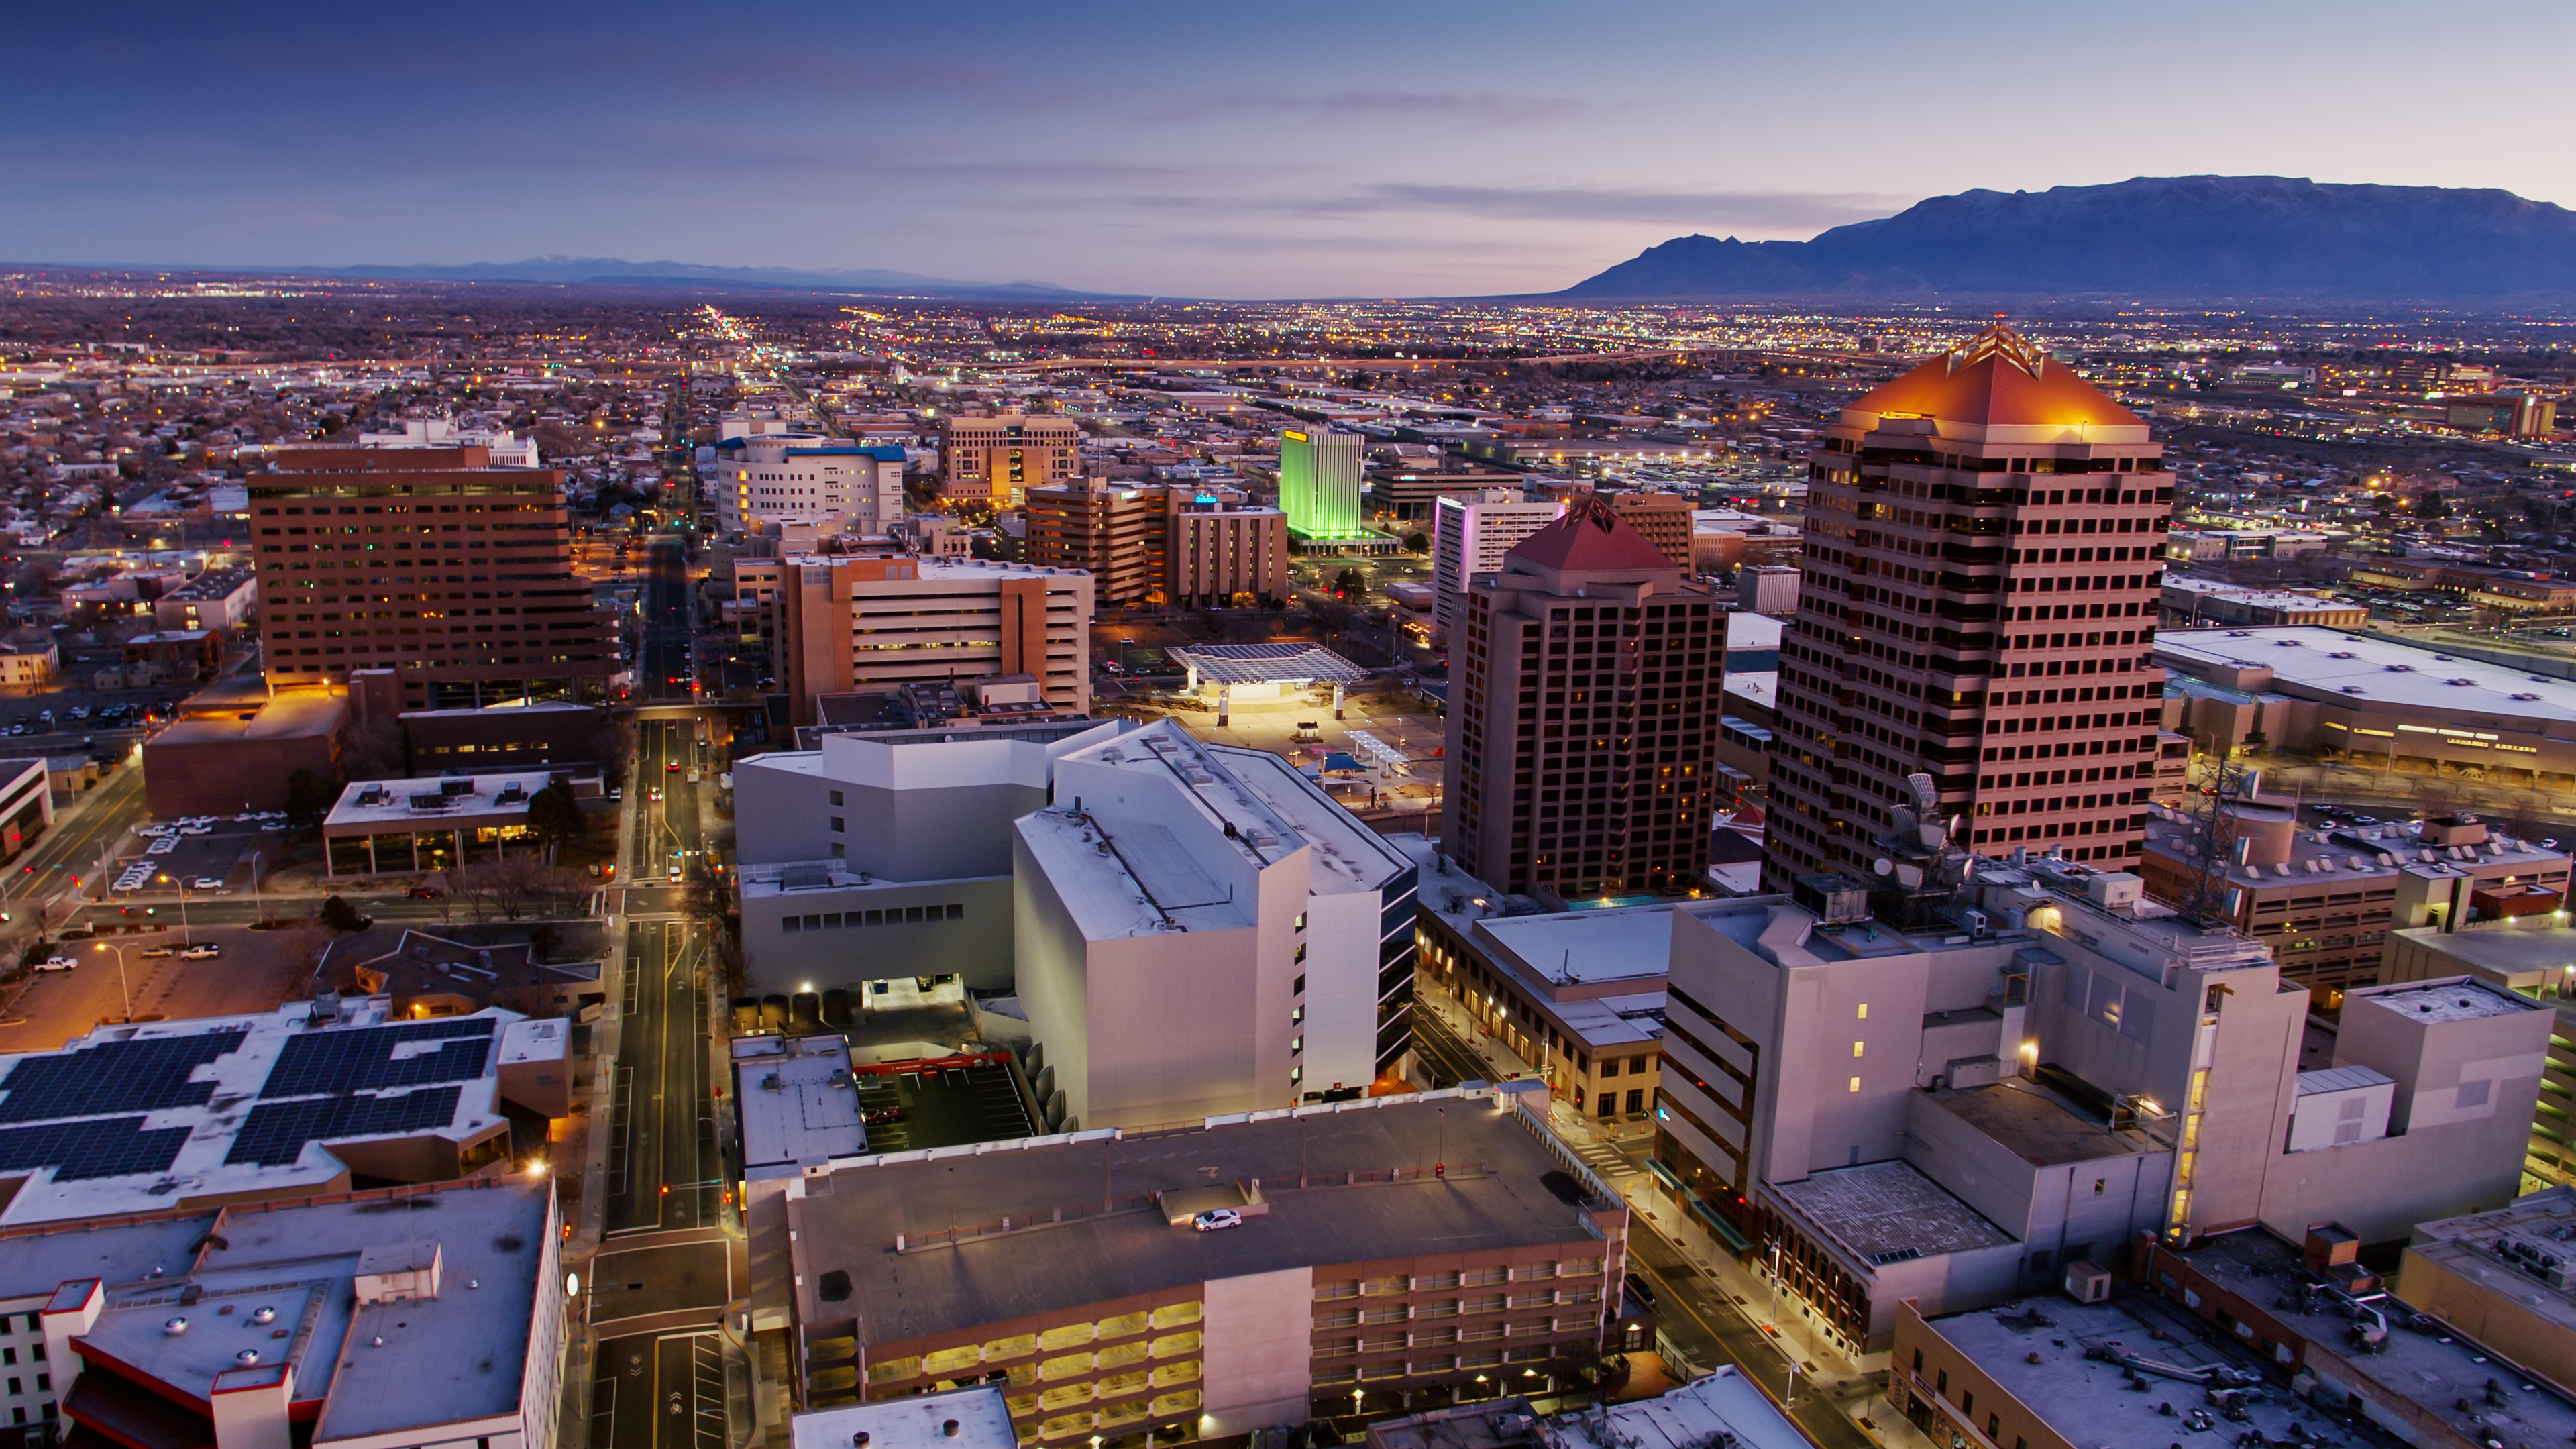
<box><xmin>1857</xmin><ymin>1003</ymin><xmax>1868</xmax><ymax>1019</ymax></box>
<box><xmin>1852</xmin><ymin>1041</ymin><xmax>1865</xmax><ymax>1058</ymax></box>
<box><xmin>1849</xmin><ymin>1077</ymin><xmax>1862</xmax><ymax>1093</ymax></box>
<box><xmin>830</xmin><ymin>790</ymin><xmax>845</xmax><ymax>806</ymax></box>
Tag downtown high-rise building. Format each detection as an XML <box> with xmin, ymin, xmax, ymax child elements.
<box><xmin>1277</xmin><ymin>427</ymin><xmax>1368</xmax><ymax>542</ymax></box>
<box><xmin>1763</xmin><ymin>324</ymin><xmax>2173</xmax><ymax>892</ymax></box>
<box><xmin>1429</xmin><ymin>488</ymin><xmax>1562</xmax><ymax>641</ymax></box>
<box><xmin>1442</xmin><ymin>495</ymin><xmax>1719</xmax><ymax>904</ymax></box>
<box><xmin>941</xmin><ymin>414</ymin><xmax>1081</xmax><ymax>506</ymax></box>
<box><xmin>251</xmin><ymin>445</ymin><xmax>622</xmax><ymax>710</ymax></box>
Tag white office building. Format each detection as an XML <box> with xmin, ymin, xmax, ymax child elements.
<box><xmin>357</xmin><ymin>417</ymin><xmax>540</xmax><ymax>468</ymax></box>
<box><xmin>713</xmin><ymin>433</ymin><xmax>906</xmax><ymax>537</ymax></box>
<box><xmin>1012</xmin><ymin>720</ymin><xmax>1418</xmax><ymax>1130</ymax></box>
<box><xmin>1430</xmin><ymin>490</ymin><xmax>1561</xmax><ymax>639</ymax></box>
<box><xmin>733</xmin><ymin>718</ymin><xmax>1124</xmax><ymax>994</ymax></box>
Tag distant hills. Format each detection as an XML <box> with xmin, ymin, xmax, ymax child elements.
<box><xmin>1558</xmin><ymin>176</ymin><xmax>2576</xmax><ymax>301</ymax></box>
<box><xmin>287</xmin><ymin>256</ymin><xmax>1104</xmax><ymax>300</ymax></box>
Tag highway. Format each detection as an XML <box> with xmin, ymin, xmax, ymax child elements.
<box><xmin>1407</xmin><ymin>1004</ymin><xmax>1872</xmax><ymax>1449</ymax></box>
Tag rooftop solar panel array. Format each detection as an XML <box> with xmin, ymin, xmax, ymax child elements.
<box><xmin>226</xmin><ymin>1087</ymin><xmax>467</xmax><ymax>1167</ymax></box>
<box><xmin>0</xmin><ymin>1030</ymin><xmax>248</xmax><ymax>1124</ymax></box>
<box><xmin>258</xmin><ymin>1018</ymin><xmax>494</xmax><ymax>1099</ymax></box>
<box><xmin>0</xmin><ymin>1116</ymin><xmax>193</xmax><ymax>1180</ymax></box>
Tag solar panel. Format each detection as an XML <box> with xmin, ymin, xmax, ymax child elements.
<box><xmin>225</xmin><ymin>1087</ymin><xmax>467</xmax><ymax>1167</ymax></box>
<box><xmin>0</xmin><ymin>1030</ymin><xmax>248</xmax><ymax>1124</ymax></box>
<box><xmin>0</xmin><ymin>1116</ymin><xmax>193</xmax><ymax>1180</ymax></box>
<box><xmin>258</xmin><ymin>1019</ymin><xmax>494</xmax><ymax>1099</ymax></box>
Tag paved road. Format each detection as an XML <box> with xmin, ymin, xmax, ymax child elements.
<box><xmin>587</xmin><ymin>508</ymin><xmax>735</xmax><ymax>1449</ymax></box>
<box><xmin>1407</xmin><ymin>1004</ymin><xmax>1873</xmax><ymax>1449</ymax></box>
<box><xmin>603</xmin><ymin>917</ymin><xmax>718</xmax><ymax>1235</ymax></box>
<box><xmin>15</xmin><ymin>765</ymin><xmax>147</xmax><ymax>918</ymax></box>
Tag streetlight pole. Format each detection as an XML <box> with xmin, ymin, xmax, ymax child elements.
<box><xmin>249</xmin><ymin>851</ymin><xmax>263</xmax><ymax>926</ymax></box>
<box><xmin>95</xmin><ymin>941</ymin><xmax>133</xmax><ymax>1024</ymax></box>
<box><xmin>157</xmin><ymin>874</ymin><xmax>190</xmax><ymax>945</ymax></box>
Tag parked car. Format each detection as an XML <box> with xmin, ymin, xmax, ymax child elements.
<box><xmin>1190</xmin><ymin>1208</ymin><xmax>1244</xmax><ymax>1233</ymax></box>
<box><xmin>191</xmin><ymin>877</ymin><xmax>222</xmax><ymax>891</ymax></box>
<box><xmin>32</xmin><ymin>957</ymin><xmax>72</xmax><ymax>972</ymax></box>
<box><xmin>139</xmin><ymin>945</ymin><xmax>176</xmax><ymax>959</ymax></box>
<box><xmin>407</xmin><ymin>885</ymin><xmax>446</xmax><ymax>900</ymax></box>
<box><xmin>179</xmin><ymin>944</ymin><xmax>221</xmax><ymax>960</ymax></box>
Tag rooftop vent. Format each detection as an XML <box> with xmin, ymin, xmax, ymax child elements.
<box><xmin>164</xmin><ymin>1318</ymin><xmax>187</xmax><ymax>1336</ymax></box>
<box><xmin>2330</xmin><ymin>651</ymin><xmax>2356</xmax><ymax>659</ymax></box>
<box><xmin>2514</xmin><ymin>693</ymin><xmax>2542</xmax><ymax>701</ymax></box>
<box><xmin>354</xmin><ymin>1242</ymin><xmax>441</xmax><ymax>1305</ymax></box>
<box><xmin>235</xmin><ymin>1350</ymin><xmax>260</xmax><ymax>1366</ymax></box>
<box><xmin>2384</xmin><ymin>664</ymin><xmax>2415</xmax><ymax>673</ymax></box>
<box><xmin>2447</xmin><ymin>678</ymin><xmax>2475</xmax><ymax>686</ymax></box>
<box><xmin>2342</xmin><ymin>686</ymin><xmax>2365</xmax><ymax>694</ymax></box>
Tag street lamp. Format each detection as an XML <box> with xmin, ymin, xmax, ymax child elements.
<box><xmin>95</xmin><ymin>941</ymin><xmax>135</xmax><ymax>1023</ymax></box>
<box><xmin>156</xmin><ymin>874</ymin><xmax>190</xmax><ymax>945</ymax></box>
<box><xmin>248</xmin><ymin>851</ymin><xmax>263</xmax><ymax>926</ymax></box>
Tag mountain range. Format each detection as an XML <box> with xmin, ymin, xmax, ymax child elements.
<box><xmin>1558</xmin><ymin>176</ymin><xmax>2576</xmax><ymax>301</ymax></box>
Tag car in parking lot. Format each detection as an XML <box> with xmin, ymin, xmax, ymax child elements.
<box><xmin>179</xmin><ymin>944</ymin><xmax>221</xmax><ymax>960</ymax></box>
<box><xmin>191</xmin><ymin>877</ymin><xmax>223</xmax><ymax>891</ymax></box>
<box><xmin>33</xmin><ymin>956</ymin><xmax>72</xmax><ymax>972</ymax></box>
<box><xmin>140</xmin><ymin>945</ymin><xmax>176</xmax><ymax>959</ymax></box>
<box><xmin>407</xmin><ymin>884</ymin><xmax>445</xmax><ymax>900</ymax></box>
<box><xmin>1190</xmin><ymin>1208</ymin><xmax>1243</xmax><ymax>1233</ymax></box>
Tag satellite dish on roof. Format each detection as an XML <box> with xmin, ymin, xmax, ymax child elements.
<box><xmin>1872</xmin><ymin>857</ymin><xmax>1894</xmax><ymax>877</ymax></box>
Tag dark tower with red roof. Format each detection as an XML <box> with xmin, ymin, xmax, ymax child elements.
<box><xmin>1764</xmin><ymin>323</ymin><xmax>2175</xmax><ymax>894</ymax></box>
<box><xmin>1440</xmin><ymin>492</ymin><xmax>1720</xmax><ymax>903</ymax></box>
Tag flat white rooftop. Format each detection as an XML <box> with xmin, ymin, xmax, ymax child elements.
<box><xmin>325</xmin><ymin>772</ymin><xmax>553</xmax><ymax>831</ymax></box>
<box><xmin>790</xmin><ymin>1385</ymin><xmax>1017</xmax><ymax>1449</ymax></box>
<box><xmin>2155</xmin><ymin>625</ymin><xmax>2576</xmax><ymax>724</ymax></box>
<box><xmin>733</xmin><ymin>1034</ymin><xmax>867</xmax><ymax>1174</ymax></box>
<box><xmin>1478</xmin><ymin>905</ymin><xmax>1680</xmax><ymax>989</ymax></box>
<box><xmin>0</xmin><ymin>998</ymin><xmax>518</xmax><ymax>1225</ymax></box>
<box><xmin>2350</xmin><ymin>979</ymin><xmax>2538</xmax><ymax>1025</ymax></box>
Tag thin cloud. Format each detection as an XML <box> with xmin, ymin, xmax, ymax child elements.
<box><xmin>1358</xmin><ymin>183</ymin><xmax>1907</xmax><ymax>229</ymax></box>
<box><xmin>1142</xmin><ymin>91</ymin><xmax>1586</xmax><ymax>125</ymax></box>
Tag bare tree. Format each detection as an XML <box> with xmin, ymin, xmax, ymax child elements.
<box><xmin>589</xmin><ymin>724</ymin><xmax>633</xmax><ymax>792</ymax></box>
<box><xmin>453</xmin><ymin>855</ymin><xmax>578</xmax><ymax>922</ymax></box>
<box><xmin>340</xmin><ymin>719</ymin><xmax>405</xmax><ymax>782</ymax></box>
<box><xmin>274</xmin><ymin>921</ymin><xmax>339</xmax><ymax>991</ymax></box>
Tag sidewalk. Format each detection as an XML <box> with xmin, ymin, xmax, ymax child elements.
<box><xmin>555</xmin><ymin>778</ymin><xmax>638</xmax><ymax>1449</ymax></box>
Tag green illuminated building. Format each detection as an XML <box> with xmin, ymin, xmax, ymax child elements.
<box><xmin>1278</xmin><ymin>428</ymin><xmax>1371</xmax><ymax>541</ymax></box>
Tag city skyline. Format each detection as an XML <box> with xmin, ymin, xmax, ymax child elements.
<box><xmin>11</xmin><ymin>0</ymin><xmax>2576</xmax><ymax>297</ymax></box>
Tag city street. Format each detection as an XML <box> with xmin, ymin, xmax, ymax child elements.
<box><xmin>1407</xmin><ymin>992</ymin><xmax>1881</xmax><ymax>1449</ymax></box>
<box><xmin>582</xmin><ymin>486</ymin><xmax>741</xmax><ymax>1449</ymax></box>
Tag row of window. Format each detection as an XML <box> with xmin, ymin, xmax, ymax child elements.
<box><xmin>780</xmin><ymin>904</ymin><xmax>965</xmax><ymax>932</ymax></box>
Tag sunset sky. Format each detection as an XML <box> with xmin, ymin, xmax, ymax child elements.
<box><xmin>13</xmin><ymin>0</ymin><xmax>2576</xmax><ymax>297</ymax></box>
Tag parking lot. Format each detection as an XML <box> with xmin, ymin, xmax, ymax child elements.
<box><xmin>0</xmin><ymin>920</ymin><xmax>366</xmax><ymax>1051</ymax></box>
<box><xmin>115</xmin><ymin>816</ymin><xmax>286</xmax><ymax>896</ymax></box>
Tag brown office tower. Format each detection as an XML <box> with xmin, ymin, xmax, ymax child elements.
<box><xmin>252</xmin><ymin>446</ymin><xmax>621</xmax><ymax>708</ymax></box>
<box><xmin>1024</xmin><ymin>478</ymin><xmax>1165</xmax><ymax>606</ymax></box>
<box><xmin>1764</xmin><ymin>324</ymin><xmax>2171</xmax><ymax>892</ymax></box>
<box><xmin>1442</xmin><ymin>495</ymin><xmax>1718</xmax><ymax>904</ymax></box>
<box><xmin>941</xmin><ymin>414</ymin><xmax>1081</xmax><ymax>506</ymax></box>
<box><xmin>1607</xmin><ymin>491</ymin><xmax>1696</xmax><ymax>570</ymax></box>
<box><xmin>1167</xmin><ymin>491</ymin><xmax>1289</xmax><ymax>608</ymax></box>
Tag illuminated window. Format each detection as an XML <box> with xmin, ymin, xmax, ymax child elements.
<box><xmin>1856</xmin><ymin>1003</ymin><xmax>1868</xmax><ymax>1020</ymax></box>
<box><xmin>1849</xmin><ymin>1077</ymin><xmax>1862</xmax><ymax>1093</ymax></box>
<box><xmin>1852</xmin><ymin>1041</ymin><xmax>1865</xmax><ymax>1058</ymax></box>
